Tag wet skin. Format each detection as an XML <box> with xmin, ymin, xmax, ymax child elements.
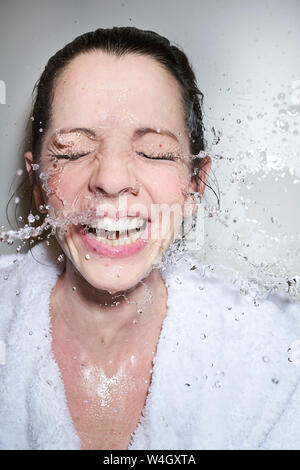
<box><xmin>25</xmin><ymin>51</ymin><xmax>211</xmax><ymax>449</ymax></box>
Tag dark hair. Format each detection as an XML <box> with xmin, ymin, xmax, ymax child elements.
<box><xmin>7</xmin><ymin>26</ymin><xmax>219</xmax><ymax>234</ymax></box>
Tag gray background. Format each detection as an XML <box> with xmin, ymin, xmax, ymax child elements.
<box><xmin>0</xmin><ymin>0</ymin><xmax>299</xmax><ymax>292</ymax></box>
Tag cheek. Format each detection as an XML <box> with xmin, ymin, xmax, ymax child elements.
<box><xmin>40</xmin><ymin>159</ymin><xmax>191</xmax><ymax>211</ymax></box>
<box><xmin>139</xmin><ymin>165</ymin><xmax>190</xmax><ymax>204</ymax></box>
<box><xmin>40</xmin><ymin>163</ymin><xmax>88</xmax><ymax>209</ymax></box>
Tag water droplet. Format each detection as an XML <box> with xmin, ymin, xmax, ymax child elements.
<box><xmin>14</xmin><ymin>197</ymin><xmax>20</xmax><ymax>205</ymax></box>
<box><xmin>262</xmin><ymin>355</ymin><xmax>270</xmax><ymax>363</ymax></box>
<box><xmin>85</xmin><ymin>253</ymin><xmax>91</xmax><ymax>260</ymax></box>
<box><xmin>39</xmin><ymin>128</ymin><xmax>43</xmax><ymax>133</ymax></box>
<box><xmin>275</xmin><ymin>118</ymin><xmax>289</xmax><ymax>133</ymax></box>
<box><xmin>287</xmin><ymin>341</ymin><xmax>300</xmax><ymax>363</ymax></box>
<box><xmin>236</xmin><ymin>119</ymin><xmax>241</xmax><ymax>124</ymax></box>
<box><xmin>287</xmin><ymin>105</ymin><xmax>300</xmax><ymax>116</ymax></box>
<box><xmin>137</xmin><ymin>308</ymin><xmax>143</xmax><ymax>315</ymax></box>
<box><xmin>272</xmin><ymin>377</ymin><xmax>279</xmax><ymax>384</ymax></box>
<box><xmin>3</xmin><ymin>275</ymin><xmax>8</xmax><ymax>280</ymax></box>
<box><xmin>57</xmin><ymin>254</ymin><xmax>65</xmax><ymax>263</ymax></box>
<box><xmin>28</xmin><ymin>331</ymin><xmax>33</xmax><ymax>336</ymax></box>
<box><xmin>73</xmin><ymin>355</ymin><xmax>77</xmax><ymax>360</ymax></box>
<box><xmin>27</xmin><ymin>213</ymin><xmax>35</xmax><ymax>224</ymax></box>
<box><xmin>200</xmin><ymin>333</ymin><xmax>206</xmax><ymax>340</ymax></box>
<box><xmin>72</xmin><ymin>286</ymin><xmax>76</xmax><ymax>291</ymax></box>
<box><xmin>16</xmin><ymin>169</ymin><xmax>23</xmax><ymax>176</ymax></box>
<box><xmin>15</xmin><ymin>290</ymin><xmax>20</xmax><ymax>296</ymax></box>
<box><xmin>214</xmin><ymin>380</ymin><xmax>222</xmax><ymax>388</ymax></box>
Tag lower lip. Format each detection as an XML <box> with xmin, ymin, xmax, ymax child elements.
<box><xmin>77</xmin><ymin>221</ymin><xmax>151</xmax><ymax>258</ymax></box>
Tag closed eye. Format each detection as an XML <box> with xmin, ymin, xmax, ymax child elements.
<box><xmin>49</xmin><ymin>151</ymin><xmax>176</xmax><ymax>162</ymax></box>
<box><xmin>137</xmin><ymin>151</ymin><xmax>176</xmax><ymax>161</ymax></box>
<box><xmin>49</xmin><ymin>151</ymin><xmax>91</xmax><ymax>161</ymax></box>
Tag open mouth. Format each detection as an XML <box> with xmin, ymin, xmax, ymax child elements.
<box><xmin>80</xmin><ymin>217</ymin><xmax>149</xmax><ymax>247</ymax></box>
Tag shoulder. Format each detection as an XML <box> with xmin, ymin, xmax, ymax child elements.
<box><xmin>171</xmin><ymin>254</ymin><xmax>300</xmax><ymax>341</ymax></box>
<box><xmin>158</xmin><ymin>254</ymin><xmax>300</xmax><ymax>448</ymax></box>
<box><xmin>0</xmin><ymin>250</ymin><xmax>27</xmax><ymax>336</ymax></box>
<box><xmin>0</xmin><ymin>242</ymin><xmax>62</xmax><ymax>337</ymax></box>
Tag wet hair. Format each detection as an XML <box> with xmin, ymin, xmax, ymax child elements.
<box><xmin>7</xmin><ymin>26</ymin><xmax>219</xmax><ymax>230</ymax></box>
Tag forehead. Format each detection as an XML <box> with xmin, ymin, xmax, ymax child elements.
<box><xmin>50</xmin><ymin>51</ymin><xmax>186</xmax><ymax>137</ymax></box>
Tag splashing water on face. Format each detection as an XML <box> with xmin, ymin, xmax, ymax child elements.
<box><xmin>1</xmin><ymin>90</ymin><xmax>300</xmax><ymax>305</ymax></box>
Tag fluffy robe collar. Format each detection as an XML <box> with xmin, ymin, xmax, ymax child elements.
<box><xmin>0</xmin><ymin>242</ymin><xmax>300</xmax><ymax>450</ymax></box>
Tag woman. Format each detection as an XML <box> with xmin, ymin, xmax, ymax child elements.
<box><xmin>0</xmin><ymin>27</ymin><xmax>299</xmax><ymax>451</ymax></box>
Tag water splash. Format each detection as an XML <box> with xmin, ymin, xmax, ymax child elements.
<box><xmin>1</xmin><ymin>99</ymin><xmax>300</xmax><ymax>305</ymax></box>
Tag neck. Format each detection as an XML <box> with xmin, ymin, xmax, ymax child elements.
<box><xmin>50</xmin><ymin>259</ymin><xmax>168</xmax><ymax>351</ymax></box>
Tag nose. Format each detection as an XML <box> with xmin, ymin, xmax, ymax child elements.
<box><xmin>88</xmin><ymin>150</ymin><xmax>138</xmax><ymax>198</ymax></box>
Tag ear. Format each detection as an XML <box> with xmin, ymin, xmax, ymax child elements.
<box><xmin>191</xmin><ymin>155</ymin><xmax>212</xmax><ymax>199</ymax></box>
<box><xmin>24</xmin><ymin>151</ymin><xmax>46</xmax><ymax>212</ymax></box>
<box><xmin>184</xmin><ymin>156</ymin><xmax>212</xmax><ymax>217</ymax></box>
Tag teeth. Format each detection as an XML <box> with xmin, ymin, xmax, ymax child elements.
<box><xmin>85</xmin><ymin>220</ymin><xmax>148</xmax><ymax>246</ymax></box>
<box><xmin>90</xmin><ymin>217</ymin><xmax>146</xmax><ymax>232</ymax></box>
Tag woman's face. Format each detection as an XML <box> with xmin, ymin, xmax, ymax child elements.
<box><xmin>27</xmin><ymin>51</ymin><xmax>202</xmax><ymax>293</ymax></box>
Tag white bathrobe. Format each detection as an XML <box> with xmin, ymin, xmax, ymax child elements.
<box><xmin>0</xmin><ymin>241</ymin><xmax>300</xmax><ymax>450</ymax></box>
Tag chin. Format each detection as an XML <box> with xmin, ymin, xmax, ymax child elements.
<box><xmin>58</xmin><ymin>224</ymin><xmax>171</xmax><ymax>293</ymax></box>
<box><xmin>79</xmin><ymin>262</ymin><xmax>154</xmax><ymax>295</ymax></box>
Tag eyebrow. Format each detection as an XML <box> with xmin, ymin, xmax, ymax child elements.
<box><xmin>133</xmin><ymin>127</ymin><xmax>179</xmax><ymax>142</ymax></box>
<box><xmin>51</xmin><ymin>127</ymin><xmax>97</xmax><ymax>139</ymax></box>
<box><xmin>50</xmin><ymin>126</ymin><xmax>179</xmax><ymax>143</ymax></box>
